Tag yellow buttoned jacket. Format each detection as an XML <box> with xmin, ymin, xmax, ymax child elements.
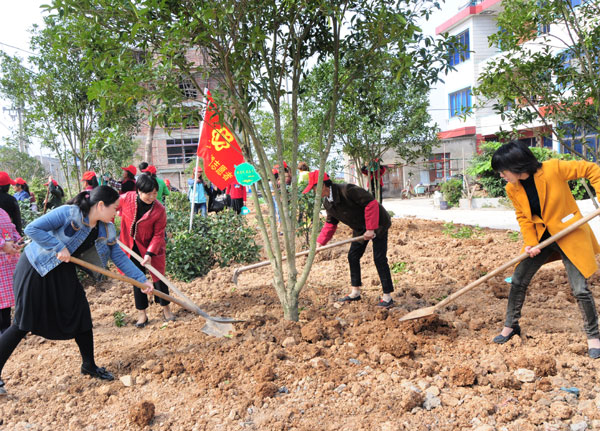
<box><xmin>506</xmin><ymin>159</ymin><xmax>600</xmax><ymax>278</ymax></box>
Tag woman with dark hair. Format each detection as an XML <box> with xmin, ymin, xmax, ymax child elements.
<box><xmin>119</xmin><ymin>173</ymin><xmax>174</xmax><ymax>327</ymax></box>
<box><xmin>491</xmin><ymin>141</ymin><xmax>600</xmax><ymax>359</ymax></box>
<box><xmin>81</xmin><ymin>171</ymin><xmax>99</xmax><ymax>191</ymax></box>
<box><xmin>0</xmin><ymin>186</ymin><xmax>153</xmax><ymax>396</ymax></box>
<box><xmin>0</xmin><ymin>172</ymin><xmax>23</xmax><ymax>236</ymax></box>
<box><xmin>120</xmin><ymin>165</ymin><xmax>137</xmax><ymax>194</ymax></box>
<box><xmin>13</xmin><ymin>178</ymin><xmax>30</xmax><ymax>202</ymax></box>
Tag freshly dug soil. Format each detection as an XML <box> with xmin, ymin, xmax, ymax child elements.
<box><xmin>2</xmin><ymin>218</ymin><xmax>600</xmax><ymax>430</ymax></box>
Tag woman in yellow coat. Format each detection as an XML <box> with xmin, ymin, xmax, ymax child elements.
<box><xmin>491</xmin><ymin>141</ymin><xmax>600</xmax><ymax>359</ymax></box>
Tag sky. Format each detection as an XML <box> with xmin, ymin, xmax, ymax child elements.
<box><xmin>0</xmin><ymin>0</ymin><xmax>47</xmax><ymax>152</ymax></box>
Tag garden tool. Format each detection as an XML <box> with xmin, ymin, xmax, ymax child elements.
<box><xmin>399</xmin><ymin>206</ymin><xmax>600</xmax><ymax>322</ymax></box>
<box><xmin>232</xmin><ymin>235</ymin><xmax>370</xmax><ymax>285</ymax></box>
<box><xmin>116</xmin><ymin>240</ymin><xmax>235</xmax><ymax>337</ymax></box>
<box><xmin>69</xmin><ymin>257</ymin><xmax>243</xmax><ymax>337</ymax></box>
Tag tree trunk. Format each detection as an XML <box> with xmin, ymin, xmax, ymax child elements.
<box><xmin>144</xmin><ymin>122</ymin><xmax>155</xmax><ymax>163</ymax></box>
<box><xmin>280</xmin><ymin>288</ymin><xmax>300</xmax><ymax>321</ymax></box>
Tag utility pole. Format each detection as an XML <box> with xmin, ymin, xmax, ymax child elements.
<box><xmin>3</xmin><ymin>105</ymin><xmax>26</xmax><ymax>153</ymax></box>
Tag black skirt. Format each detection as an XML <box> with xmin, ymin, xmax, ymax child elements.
<box><xmin>12</xmin><ymin>253</ymin><xmax>93</xmax><ymax>340</ymax></box>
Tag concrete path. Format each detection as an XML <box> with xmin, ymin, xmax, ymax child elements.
<box><xmin>382</xmin><ymin>197</ymin><xmax>600</xmax><ymax>238</ymax></box>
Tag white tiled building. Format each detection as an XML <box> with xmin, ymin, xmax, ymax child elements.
<box><xmin>346</xmin><ymin>0</ymin><xmax>590</xmax><ymax>197</ymax></box>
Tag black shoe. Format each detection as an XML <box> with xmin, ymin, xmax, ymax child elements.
<box><xmin>589</xmin><ymin>348</ymin><xmax>600</xmax><ymax>359</ymax></box>
<box><xmin>135</xmin><ymin>318</ymin><xmax>148</xmax><ymax>328</ymax></box>
<box><xmin>493</xmin><ymin>325</ymin><xmax>521</xmax><ymax>344</ymax></box>
<box><xmin>338</xmin><ymin>295</ymin><xmax>361</xmax><ymax>303</ymax></box>
<box><xmin>81</xmin><ymin>365</ymin><xmax>114</xmax><ymax>381</ymax></box>
<box><xmin>376</xmin><ymin>298</ymin><xmax>395</xmax><ymax>308</ymax></box>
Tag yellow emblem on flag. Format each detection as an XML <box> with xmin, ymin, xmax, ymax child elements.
<box><xmin>211</xmin><ymin>127</ymin><xmax>233</xmax><ymax>151</ymax></box>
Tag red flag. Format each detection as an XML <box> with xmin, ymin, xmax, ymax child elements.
<box><xmin>197</xmin><ymin>90</ymin><xmax>244</xmax><ymax>190</ymax></box>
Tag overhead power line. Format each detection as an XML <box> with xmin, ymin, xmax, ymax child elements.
<box><xmin>0</xmin><ymin>42</ymin><xmax>36</xmax><ymax>56</ymax></box>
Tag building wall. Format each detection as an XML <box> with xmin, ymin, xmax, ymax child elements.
<box><xmin>132</xmin><ymin>48</ymin><xmax>219</xmax><ymax>192</ymax></box>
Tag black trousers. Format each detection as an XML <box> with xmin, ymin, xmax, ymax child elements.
<box><xmin>0</xmin><ymin>326</ymin><xmax>95</xmax><ymax>378</ymax></box>
<box><xmin>0</xmin><ymin>308</ymin><xmax>11</xmax><ymax>334</ymax></box>
<box><xmin>348</xmin><ymin>229</ymin><xmax>394</xmax><ymax>294</ymax></box>
<box><xmin>129</xmin><ymin>250</ymin><xmax>170</xmax><ymax>310</ymax></box>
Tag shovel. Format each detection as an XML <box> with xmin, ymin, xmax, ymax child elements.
<box><xmin>69</xmin><ymin>257</ymin><xmax>243</xmax><ymax>337</ymax></box>
<box><xmin>116</xmin><ymin>240</ymin><xmax>235</xmax><ymax>337</ymax></box>
<box><xmin>399</xmin><ymin>206</ymin><xmax>600</xmax><ymax>322</ymax></box>
<box><xmin>232</xmin><ymin>235</ymin><xmax>369</xmax><ymax>284</ymax></box>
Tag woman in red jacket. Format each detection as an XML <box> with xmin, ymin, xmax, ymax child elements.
<box><xmin>226</xmin><ymin>180</ymin><xmax>247</xmax><ymax>214</ymax></box>
<box><xmin>119</xmin><ymin>174</ymin><xmax>174</xmax><ymax>327</ymax></box>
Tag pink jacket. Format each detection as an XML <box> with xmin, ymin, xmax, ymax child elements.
<box><xmin>0</xmin><ymin>208</ymin><xmax>21</xmax><ymax>308</ymax></box>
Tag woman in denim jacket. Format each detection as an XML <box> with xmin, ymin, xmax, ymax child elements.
<box><xmin>0</xmin><ymin>186</ymin><xmax>153</xmax><ymax>397</ymax></box>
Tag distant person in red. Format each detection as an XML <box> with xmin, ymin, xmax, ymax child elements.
<box><xmin>303</xmin><ymin>170</ymin><xmax>395</xmax><ymax>307</ymax></box>
<box><xmin>120</xmin><ymin>165</ymin><xmax>137</xmax><ymax>194</ymax></box>
<box><xmin>361</xmin><ymin>159</ymin><xmax>386</xmax><ymax>203</ymax></box>
<box><xmin>226</xmin><ymin>180</ymin><xmax>247</xmax><ymax>214</ymax></box>
<box><xmin>81</xmin><ymin>171</ymin><xmax>99</xmax><ymax>191</ymax></box>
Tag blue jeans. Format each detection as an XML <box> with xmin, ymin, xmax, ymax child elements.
<box><xmin>193</xmin><ymin>203</ymin><xmax>207</xmax><ymax>217</ymax></box>
<box><xmin>505</xmin><ymin>241</ymin><xmax>599</xmax><ymax>339</ymax></box>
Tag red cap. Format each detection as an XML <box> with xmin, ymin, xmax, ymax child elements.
<box><xmin>142</xmin><ymin>165</ymin><xmax>157</xmax><ymax>175</ymax></box>
<box><xmin>44</xmin><ymin>179</ymin><xmax>58</xmax><ymax>186</ymax></box>
<box><xmin>0</xmin><ymin>172</ymin><xmax>16</xmax><ymax>186</ymax></box>
<box><xmin>165</xmin><ymin>179</ymin><xmax>171</xmax><ymax>187</ymax></box>
<box><xmin>15</xmin><ymin>177</ymin><xmax>27</xmax><ymax>185</ymax></box>
<box><xmin>302</xmin><ymin>170</ymin><xmax>330</xmax><ymax>194</ymax></box>
<box><xmin>195</xmin><ymin>167</ymin><xmax>203</xmax><ymax>173</ymax></box>
<box><xmin>81</xmin><ymin>171</ymin><xmax>96</xmax><ymax>182</ymax></box>
<box><xmin>121</xmin><ymin>165</ymin><xmax>137</xmax><ymax>175</ymax></box>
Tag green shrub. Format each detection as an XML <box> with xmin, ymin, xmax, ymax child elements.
<box><xmin>164</xmin><ymin>204</ymin><xmax>261</xmax><ymax>281</ymax></box>
<box><xmin>441</xmin><ymin>178</ymin><xmax>463</xmax><ymax>207</ymax></box>
<box><xmin>17</xmin><ymin>200</ymin><xmax>38</xmax><ymax>228</ymax></box>
<box><xmin>166</xmin><ymin>231</ymin><xmax>216</xmax><ymax>281</ymax></box>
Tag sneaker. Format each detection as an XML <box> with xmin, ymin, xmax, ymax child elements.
<box><xmin>338</xmin><ymin>295</ymin><xmax>361</xmax><ymax>303</ymax></box>
<box><xmin>376</xmin><ymin>298</ymin><xmax>394</xmax><ymax>308</ymax></box>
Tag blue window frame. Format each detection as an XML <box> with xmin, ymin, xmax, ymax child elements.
<box><xmin>449</xmin><ymin>30</ymin><xmax>470</xmax><ymax>66</ymax></box>
<box><xmin>559</xmin><ymin>123</ymin><xmax>599</xmax><ymax>159</ymax></box>
<box><xmin>448</xmin><ymin>87</ymin><xmax>472</xmax><ymax>118</ymax></box>
<box><xmin>538</xmin><ymin>23</ymin><xmax>550</xmax><ymax>34</ymax></box>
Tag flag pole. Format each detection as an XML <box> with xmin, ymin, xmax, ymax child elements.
<box><xmin>189</xmin><ymin>87</ymin><xmax>210</xmax><ymax>232</ymax></box>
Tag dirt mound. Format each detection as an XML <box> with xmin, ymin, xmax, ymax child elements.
<box><xmin>129</xmin><ymin>401</ymin><xmax>155</xmax><ymax>427</ymax></box>
<box><xmin>2</xmin><ymin>218</ymin><xmax>599</xmax><ymax>430</ymax></box>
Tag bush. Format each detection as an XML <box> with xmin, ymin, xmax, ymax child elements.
<box><xmin>17</xmin><ymin>200</ymin><xmax>38</xmax><ymax>228</ymax></box>
<box><xmin>441</xmin><ymin>178</ymin><xmax>463</xmax><ymax>207</ymax></box>
<box><xmin>166</xmin><ymin>231</ymin><xmax>216</xmax><ymax>282</ymax></box>
<box><xmin>164</xmin><ymin>197</ymin><xmax>261</xmax><ymax>281</ymax></box>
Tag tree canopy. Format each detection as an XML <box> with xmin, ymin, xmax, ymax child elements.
<box><xmin>476</xmin><ymin>0</ymin><xmax>600</xmax><ymax>159</ymax></box>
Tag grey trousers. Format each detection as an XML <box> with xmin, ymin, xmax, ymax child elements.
<box><xmin>505</xmin><ymin>242</ymin><xmax>600</xmax><ymax>339</ymax></box>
